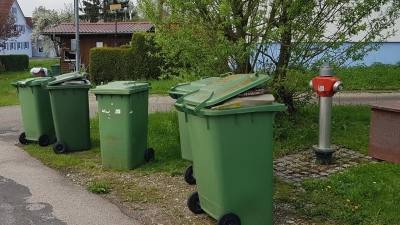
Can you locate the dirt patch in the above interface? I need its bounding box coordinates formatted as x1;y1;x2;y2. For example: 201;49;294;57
61;168;322;225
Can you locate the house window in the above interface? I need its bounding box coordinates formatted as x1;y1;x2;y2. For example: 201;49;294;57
24;42;29;49
64;50;76;61
11;7;17;15
17;42;22;49
10;42;15;50
96;42;103;48
39;47;43;52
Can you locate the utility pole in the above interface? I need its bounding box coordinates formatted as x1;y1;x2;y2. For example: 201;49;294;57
74;0;80;72
110;4;122;47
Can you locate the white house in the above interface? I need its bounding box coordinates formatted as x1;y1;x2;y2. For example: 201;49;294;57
1;0;45;57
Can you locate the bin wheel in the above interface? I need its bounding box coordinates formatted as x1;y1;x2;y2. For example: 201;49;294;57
184;165;196;185
38;134;50;147
187;192;204;214
145;148;155;162
19;132;29;145
53;141;68;154
218;212;241;225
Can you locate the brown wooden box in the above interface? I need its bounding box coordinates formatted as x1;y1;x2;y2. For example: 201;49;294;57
33;69;45;77
368;101;400;164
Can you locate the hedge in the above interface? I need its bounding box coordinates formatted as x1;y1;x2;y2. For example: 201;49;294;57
0;55;29;72
89;32;164;84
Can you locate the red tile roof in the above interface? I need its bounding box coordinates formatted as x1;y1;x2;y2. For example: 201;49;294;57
0;0;14;14
25;17;33;28
43;22;154;35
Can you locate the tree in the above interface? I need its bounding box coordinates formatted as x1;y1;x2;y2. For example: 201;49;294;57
30;4;74;57
80;0;102;22
0;10;21;50
138;0;400;112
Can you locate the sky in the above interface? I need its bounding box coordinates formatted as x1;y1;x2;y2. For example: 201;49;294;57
17;0;68;17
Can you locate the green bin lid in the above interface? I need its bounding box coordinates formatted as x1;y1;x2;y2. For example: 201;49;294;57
168;77;221;99
44;72;91;90
45;72;87;86
90;81;152;95
11;77;53;88
181;73;270;107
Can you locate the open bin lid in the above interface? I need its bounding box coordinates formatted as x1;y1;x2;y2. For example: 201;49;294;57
180;73;270;106
12;77;52;88
43;72;91;90
90;81;151;95
168;77;221;99
174;73;279;116
46;72;87;86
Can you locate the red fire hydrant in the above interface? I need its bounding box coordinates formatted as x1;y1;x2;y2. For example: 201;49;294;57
309;62;343;163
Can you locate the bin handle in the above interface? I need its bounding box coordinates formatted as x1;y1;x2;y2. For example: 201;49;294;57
122;81;151;87
250;72;260;81
220;72;233;78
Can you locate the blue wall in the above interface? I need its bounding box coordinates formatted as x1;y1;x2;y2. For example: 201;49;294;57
253;42;400;71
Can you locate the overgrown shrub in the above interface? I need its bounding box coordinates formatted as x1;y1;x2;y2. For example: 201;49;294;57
0;55;29;72
89;32;164;84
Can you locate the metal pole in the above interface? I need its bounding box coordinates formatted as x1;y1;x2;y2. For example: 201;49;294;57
318;97;332;149
115;12;117;46
74;0;80;72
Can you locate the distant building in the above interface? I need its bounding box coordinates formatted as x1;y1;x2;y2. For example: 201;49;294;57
0;0;55;58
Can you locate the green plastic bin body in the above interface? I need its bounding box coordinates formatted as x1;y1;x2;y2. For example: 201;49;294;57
12;77;56;144
90;81;151;170
45;72;91;151
168;77;220;161
190;104;285;224
51;65;61;75
174;73;287;224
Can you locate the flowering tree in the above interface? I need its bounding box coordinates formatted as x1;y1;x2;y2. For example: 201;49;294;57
30;4;74;57
0;10;21;50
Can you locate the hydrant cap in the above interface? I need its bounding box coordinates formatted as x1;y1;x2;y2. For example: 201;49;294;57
320;62;334;77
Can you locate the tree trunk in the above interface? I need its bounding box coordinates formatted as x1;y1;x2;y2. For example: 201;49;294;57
274;5;295;112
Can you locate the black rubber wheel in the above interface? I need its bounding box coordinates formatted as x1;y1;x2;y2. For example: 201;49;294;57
19;132;28;145
144;148;155;162
53;141;68;154
187;192;204;214
218;212;241;225
38;134;50;147
184;165;196;185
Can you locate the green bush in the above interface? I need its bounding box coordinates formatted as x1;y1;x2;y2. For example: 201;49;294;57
0;55;29;72
89;32;164;83
131;32;163;80
89;48;136;83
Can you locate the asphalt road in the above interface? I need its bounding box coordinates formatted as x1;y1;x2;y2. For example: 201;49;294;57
0;92;399;225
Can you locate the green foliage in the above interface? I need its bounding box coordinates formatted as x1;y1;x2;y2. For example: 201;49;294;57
131;32;163;80
138;0;400;110
87;182;110;194
89;47;135;83
89;32;163;83
0;55;29;72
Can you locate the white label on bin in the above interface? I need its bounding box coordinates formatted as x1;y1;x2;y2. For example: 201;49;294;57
130;110;133;114
115;109;121;114
102;109;110;114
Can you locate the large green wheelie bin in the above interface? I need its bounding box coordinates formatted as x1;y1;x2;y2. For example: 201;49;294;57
90;81;153;170
43;72;91;153
12;77;56;146
174;73;287;225
168;76;221;184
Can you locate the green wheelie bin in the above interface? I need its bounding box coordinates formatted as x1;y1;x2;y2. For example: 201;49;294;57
174;73;287;225
43;72;91;153
90;81;153;170
12;77;56;146
168;76;221;184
